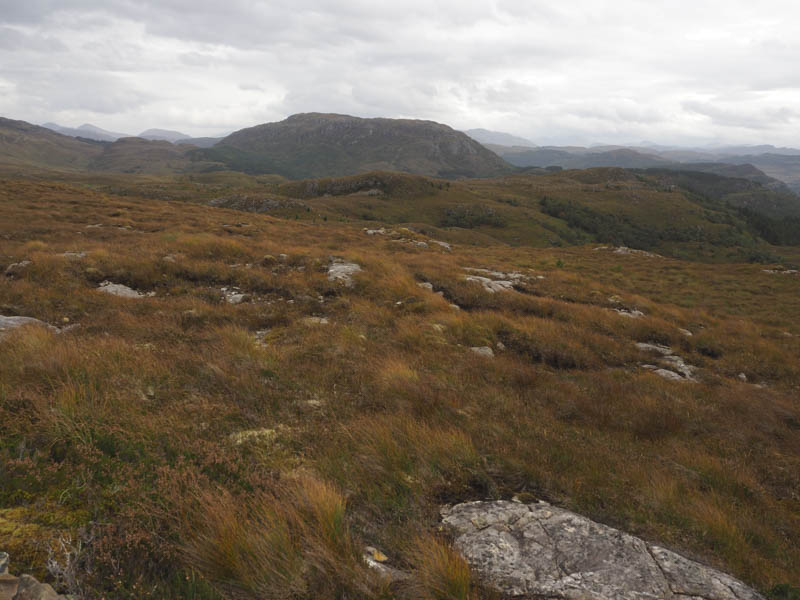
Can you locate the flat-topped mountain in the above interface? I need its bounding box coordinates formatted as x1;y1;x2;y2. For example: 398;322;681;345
204;113;512;179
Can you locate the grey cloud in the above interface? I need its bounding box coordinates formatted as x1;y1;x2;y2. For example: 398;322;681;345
0;27;67;51
682;100;798;130
1;0;800;144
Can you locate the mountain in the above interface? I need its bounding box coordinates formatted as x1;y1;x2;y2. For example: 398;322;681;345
86;137;198;174
201;113;512;179
176;136;224;148
41;122;131;142
0;117;225;175
494;146;673;169
138;128;191;142
464;128;536;147
0;117;103;169
712;153;800;195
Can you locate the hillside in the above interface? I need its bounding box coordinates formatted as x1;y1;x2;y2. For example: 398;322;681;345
200;113;513;179
0;173;798;599
86;137;198;175
0;117;103;169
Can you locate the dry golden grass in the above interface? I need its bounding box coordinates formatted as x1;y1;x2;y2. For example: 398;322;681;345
0;176;798;598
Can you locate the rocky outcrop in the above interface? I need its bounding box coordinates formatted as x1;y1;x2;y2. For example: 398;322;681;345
441;500;763;600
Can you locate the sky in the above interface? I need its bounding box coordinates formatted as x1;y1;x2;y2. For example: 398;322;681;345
1;0;799;146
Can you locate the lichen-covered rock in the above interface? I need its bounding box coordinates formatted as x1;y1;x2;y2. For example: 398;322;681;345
328;259;362;287
441;500;763;600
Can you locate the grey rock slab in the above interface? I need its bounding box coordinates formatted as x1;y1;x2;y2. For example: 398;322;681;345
328;259;362;287
614;308;645;318
470;346;495;358
97;281;153;298
442;501;763;600
636;343;674;355
0;316;57;339
649;546;763;600
0;553;7;575
466;275;514;293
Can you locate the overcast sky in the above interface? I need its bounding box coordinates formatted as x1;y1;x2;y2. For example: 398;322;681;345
1;0;799;146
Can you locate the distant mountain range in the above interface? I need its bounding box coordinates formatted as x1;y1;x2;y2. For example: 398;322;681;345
42;122;131;142
481;138;800;194
464;128;536;147
41;122;222;147
3;113;800;217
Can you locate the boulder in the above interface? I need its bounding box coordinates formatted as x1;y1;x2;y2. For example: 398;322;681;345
442;500;764;600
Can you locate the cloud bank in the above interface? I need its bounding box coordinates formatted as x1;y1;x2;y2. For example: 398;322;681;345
1;0;799;145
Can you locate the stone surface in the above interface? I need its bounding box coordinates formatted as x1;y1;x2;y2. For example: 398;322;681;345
442;500;764;600
0;575;19;600
97;281;153;298
470;346;495;358
637;343;697;382
301;316;329;326
613;308;645;318
0;316;57;339
10;575;62;600
464;267;529;293
417;282;434;291
0;553;7;575
466;275;515;293
4;261;31;277
328;259;362;287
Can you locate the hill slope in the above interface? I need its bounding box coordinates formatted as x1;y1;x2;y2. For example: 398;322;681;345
201;113;513;179
0;174;798;598
0;117;104;169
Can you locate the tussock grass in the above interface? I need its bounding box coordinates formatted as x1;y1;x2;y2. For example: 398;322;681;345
0;176;798;597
